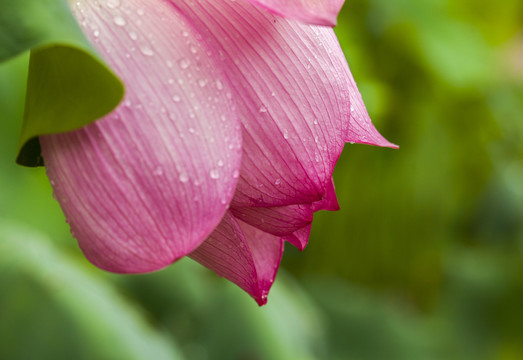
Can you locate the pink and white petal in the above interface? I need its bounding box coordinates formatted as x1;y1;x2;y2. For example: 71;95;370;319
176;0;394;209
245;0;345;26
189;212;284;305
40;0;242;273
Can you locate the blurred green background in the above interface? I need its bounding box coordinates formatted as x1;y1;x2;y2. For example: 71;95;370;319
1;0;523;359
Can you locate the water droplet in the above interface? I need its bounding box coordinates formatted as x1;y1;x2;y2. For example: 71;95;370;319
172;95;181;102
106;0;120;8
93;29;100;37
350;105;355;113
313;118;318;125
210;169;219;179
271;91;276;97
179;58;191;69
216;79;224;90
140;45;154;56
189;44;198;54
258;105;267;113
181;30;189;37
220;115;226;122
217;160;224;167
275;178;281;185
136;8;144;16
179;173;189;183
188;127;195;134
114;16;126;26
283;129;289;139
153;166;164;176
198;79;207;87
232;170;240;178
166;60;173;68
129;31;138;40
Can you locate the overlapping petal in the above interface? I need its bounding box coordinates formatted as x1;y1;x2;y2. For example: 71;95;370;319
36;0;397;305
175;0;396;211
40;0;242;272
189;212;284;305
245;0;345;26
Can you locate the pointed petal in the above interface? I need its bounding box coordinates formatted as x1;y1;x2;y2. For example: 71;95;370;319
283;224;312;251
230;204;313;236
312;177;340;211
245;0;345;26
190;212;284;305
40;0;242;273
176;0;395;210
345;73;399;148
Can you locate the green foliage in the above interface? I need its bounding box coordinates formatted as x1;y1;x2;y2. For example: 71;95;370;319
0;0;124;167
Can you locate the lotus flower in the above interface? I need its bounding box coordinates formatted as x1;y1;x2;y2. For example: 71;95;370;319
40;0;396;305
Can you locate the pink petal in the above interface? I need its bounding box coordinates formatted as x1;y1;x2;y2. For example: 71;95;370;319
231;203;313;236
189;212;284;305
312;177;340;211
176;0;395;210
244;0;345;26
40;0;242;272
283;224;312;251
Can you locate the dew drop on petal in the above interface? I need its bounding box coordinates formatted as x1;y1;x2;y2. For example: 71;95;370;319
179;172;189;183
283;129;289;139
153;166;164;176
106;0;120;8
210;169;219;179
179;58;191;69
172;95;181;102
232;170;240;179
140;45;154;56
114;16;126;26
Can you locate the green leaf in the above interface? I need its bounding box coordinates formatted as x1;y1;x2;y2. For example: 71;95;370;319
0;220;184;360
0;0;124;167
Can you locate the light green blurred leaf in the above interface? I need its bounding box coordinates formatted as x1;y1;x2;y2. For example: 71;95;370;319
0;220;183;360
0;0;124;167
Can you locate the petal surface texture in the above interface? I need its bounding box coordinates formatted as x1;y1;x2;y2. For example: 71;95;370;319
245;0;345;26
40;0;242;273
189;212;284;306
176;0;395;211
